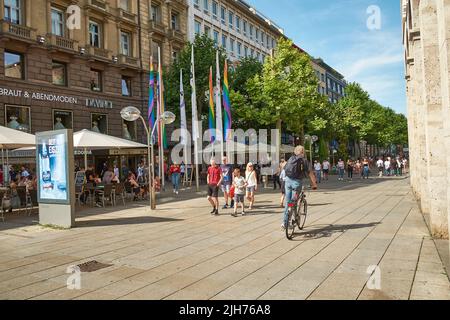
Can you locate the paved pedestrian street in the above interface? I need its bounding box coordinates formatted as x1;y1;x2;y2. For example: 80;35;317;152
0;177;449;300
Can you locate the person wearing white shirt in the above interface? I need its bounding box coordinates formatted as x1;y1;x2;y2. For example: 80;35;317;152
384;158;391;176
377;158;384;177
314;160;322;183
322;159;330;181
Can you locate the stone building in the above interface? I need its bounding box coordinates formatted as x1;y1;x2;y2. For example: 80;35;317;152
402;0;450;240
0;0;188;169
186;0;285;64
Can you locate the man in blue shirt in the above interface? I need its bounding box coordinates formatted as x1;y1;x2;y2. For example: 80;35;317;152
220;157;233;209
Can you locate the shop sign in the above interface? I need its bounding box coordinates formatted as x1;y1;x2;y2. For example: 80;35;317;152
85;98;113;109
0;88;78;104
109;148;147;156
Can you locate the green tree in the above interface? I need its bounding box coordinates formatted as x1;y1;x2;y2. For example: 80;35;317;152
164;35;227;127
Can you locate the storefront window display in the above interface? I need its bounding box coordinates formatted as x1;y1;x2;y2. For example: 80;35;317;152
53;110;73;130
91;113;107;134
122;120;136;140
5;105;31;132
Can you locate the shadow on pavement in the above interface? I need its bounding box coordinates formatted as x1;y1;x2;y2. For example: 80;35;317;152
75;216;183;228
293;222;381;240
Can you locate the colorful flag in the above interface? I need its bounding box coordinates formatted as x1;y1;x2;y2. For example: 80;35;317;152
190;45;199;142
159;66;168;149
209;67;216;143
180;69;188;146
148;56;156;142
215;51;223;144
223;60;232;141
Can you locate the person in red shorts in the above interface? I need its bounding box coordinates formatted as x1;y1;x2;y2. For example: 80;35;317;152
207;158;223;215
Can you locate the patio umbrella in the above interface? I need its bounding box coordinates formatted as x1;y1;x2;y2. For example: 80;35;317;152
73;129;148;169
0;125;36;184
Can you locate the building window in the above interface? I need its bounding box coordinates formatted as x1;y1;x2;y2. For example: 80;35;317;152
204;25;211;37
89;21;101;48
91;114;108;134
261;32;265;44
250;49;254;57
203;0;209;13
5;105;30;132
220;6;226;24
172;50;179;62
4;50;23;79
237;42;242;57
121;76;132;96
120;31;131;56
51;7;64;37
152;41;161;63
151;4;161;22
53;110;73;130
230;38;235;54
4;0;22;25
52;61;67;86
119;0;130;11
255;29;259;43
321;73;325;82
90;69;102;92
193;0;199;9
194;20;201;35
229;11;234;29
212;1;218;18
244;46;248;57
272;38;275;48
236;16;240;32
249;24;253;40
213;30;219;46
222;35;227;49
171;12;179;30
122;120;137;140
243;20;247;36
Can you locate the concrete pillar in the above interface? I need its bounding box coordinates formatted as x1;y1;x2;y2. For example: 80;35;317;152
436;0;450;240
419;0;448;238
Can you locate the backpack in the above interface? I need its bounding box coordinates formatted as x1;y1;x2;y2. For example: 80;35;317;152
284;156;307;180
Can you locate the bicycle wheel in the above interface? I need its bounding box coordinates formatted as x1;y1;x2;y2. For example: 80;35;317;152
286;207;296;240
297;198;308;230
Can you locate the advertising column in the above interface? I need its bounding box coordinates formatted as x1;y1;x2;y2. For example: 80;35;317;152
36;129;75;228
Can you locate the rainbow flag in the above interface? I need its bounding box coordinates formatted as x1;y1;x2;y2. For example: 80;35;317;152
158;64;168;149
223;60;232;141
148;57;156;142
209;67;216;143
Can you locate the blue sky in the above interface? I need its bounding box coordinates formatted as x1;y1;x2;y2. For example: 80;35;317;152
248;0;406;114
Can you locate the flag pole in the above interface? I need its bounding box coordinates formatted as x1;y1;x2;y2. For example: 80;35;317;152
191;45;200;192
158;46;165;191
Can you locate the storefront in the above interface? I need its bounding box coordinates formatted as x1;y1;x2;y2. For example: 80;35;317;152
0;83;143;141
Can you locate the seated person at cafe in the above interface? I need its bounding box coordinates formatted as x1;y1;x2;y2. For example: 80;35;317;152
127;172;144;201
102;167;114;184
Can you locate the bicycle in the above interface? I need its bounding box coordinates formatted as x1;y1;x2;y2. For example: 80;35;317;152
285;186;308;240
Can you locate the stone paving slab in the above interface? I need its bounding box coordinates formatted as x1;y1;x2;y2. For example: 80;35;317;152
0;177;449;300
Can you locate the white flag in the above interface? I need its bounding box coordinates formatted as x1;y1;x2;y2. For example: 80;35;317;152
180;69;188;146
190;45;199;141
215;50;223;144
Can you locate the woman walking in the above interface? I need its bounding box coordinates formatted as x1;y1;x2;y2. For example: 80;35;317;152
347;158;354;181
279;159;287;207
245;163;258;211
362;158;370;179
314;160;322;184
337;159;345;181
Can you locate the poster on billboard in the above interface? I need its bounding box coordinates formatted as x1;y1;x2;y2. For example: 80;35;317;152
36;130;71;205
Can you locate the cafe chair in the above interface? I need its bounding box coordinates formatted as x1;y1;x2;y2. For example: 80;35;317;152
16;186;29;215
97;184;114;207
27;189;38;216
113;183;126;206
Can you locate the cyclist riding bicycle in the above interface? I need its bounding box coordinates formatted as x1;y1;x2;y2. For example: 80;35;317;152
282;145;318;230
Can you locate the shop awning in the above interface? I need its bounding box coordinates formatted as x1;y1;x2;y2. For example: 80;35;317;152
0;125;36;149
73;129;147;149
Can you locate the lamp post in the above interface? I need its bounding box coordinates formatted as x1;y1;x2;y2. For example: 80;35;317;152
120;106;176;210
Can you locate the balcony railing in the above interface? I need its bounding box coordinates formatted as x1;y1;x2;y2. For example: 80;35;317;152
0;20;36;41
88;0;109;12
118;54;139;68
47;34;78;51
149;19;166;35
168;29;185;42
119;9;138;24
86;45;111;60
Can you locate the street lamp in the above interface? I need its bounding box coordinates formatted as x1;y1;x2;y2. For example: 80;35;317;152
120;106;176;210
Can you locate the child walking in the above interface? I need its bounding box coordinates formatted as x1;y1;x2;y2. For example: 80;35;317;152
232;168;247;217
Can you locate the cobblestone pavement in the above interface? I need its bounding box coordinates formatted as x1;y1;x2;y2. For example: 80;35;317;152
0;176;449;300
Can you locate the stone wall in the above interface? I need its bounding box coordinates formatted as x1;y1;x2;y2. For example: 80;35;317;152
402;0;450;239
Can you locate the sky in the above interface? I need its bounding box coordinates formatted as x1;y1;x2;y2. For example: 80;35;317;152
248;0;406;114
